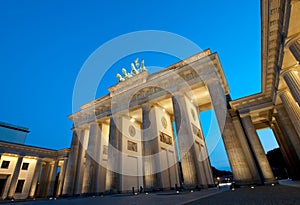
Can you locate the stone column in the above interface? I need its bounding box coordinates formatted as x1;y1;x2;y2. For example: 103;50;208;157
62;130;81;195
278;89;300;137
204;78;255;184
271;119;300;179
37;163;51;197
82;122;101;194
56;158;68;196
197;113;215;185
289;39;300;62
47;160;59;197
241;115;275;182
282;69;300;105
74;128;89;195
7;156;23;199
276;105;300;160
28;159;42;198
172;95;201;187
231;112;262;183
106;116;123;193
94;123;106;193
142;104;162;191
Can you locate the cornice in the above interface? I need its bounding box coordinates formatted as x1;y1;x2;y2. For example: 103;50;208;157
70;50;229;126
0;141;70;159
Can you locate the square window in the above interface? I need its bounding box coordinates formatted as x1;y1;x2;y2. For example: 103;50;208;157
1;161;10;169
15;180;25;193
21;163;29;170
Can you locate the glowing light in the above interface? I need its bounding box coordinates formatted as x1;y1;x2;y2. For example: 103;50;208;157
162;108;166;112
130;118;135;122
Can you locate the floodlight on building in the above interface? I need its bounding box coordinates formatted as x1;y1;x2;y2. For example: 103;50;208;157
130;118;135;123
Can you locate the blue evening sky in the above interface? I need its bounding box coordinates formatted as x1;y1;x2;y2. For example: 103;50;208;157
0;0;278;170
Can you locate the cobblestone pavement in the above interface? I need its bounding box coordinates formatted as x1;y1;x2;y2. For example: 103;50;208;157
185;185;300;205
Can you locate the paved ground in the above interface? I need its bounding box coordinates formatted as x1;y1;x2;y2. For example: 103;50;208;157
1;188;227;205
1;183;300;205
186;185;300;205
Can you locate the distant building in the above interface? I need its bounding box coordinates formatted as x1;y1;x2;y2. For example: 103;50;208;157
0;121;29;144
0;122;69;200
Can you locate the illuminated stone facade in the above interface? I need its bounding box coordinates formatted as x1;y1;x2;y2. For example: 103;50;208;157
0;141;69;200
1;0;300;200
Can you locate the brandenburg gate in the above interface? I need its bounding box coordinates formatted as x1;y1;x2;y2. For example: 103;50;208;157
61;48;277;195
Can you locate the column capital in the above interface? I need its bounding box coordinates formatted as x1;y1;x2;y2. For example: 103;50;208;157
276;88;289;96
280;64;299;77
285;32;300;48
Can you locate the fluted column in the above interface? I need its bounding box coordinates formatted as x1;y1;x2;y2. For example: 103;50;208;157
172;94;200;187
142;104;162;191
94;123;106;193
278;90;300;137
231;113;262;183
7;156;24;199
289;39;300;62
282;69;300;105
241;115;275;182
82;122;100;194
106;116;123;193
47;160;59;197
28;159;42;198
37;163;51;197
276;105;300;159
196;116;214;185
74;128;89;195
56;158;68;196
62;130;81;195
271;119;300;179
205;78;255;184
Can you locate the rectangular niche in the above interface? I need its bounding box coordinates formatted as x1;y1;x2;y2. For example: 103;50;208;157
127;140;138;152
160;132;172;145
191;123;203;140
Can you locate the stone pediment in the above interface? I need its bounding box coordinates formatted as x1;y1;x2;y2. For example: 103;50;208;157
108;71;149;97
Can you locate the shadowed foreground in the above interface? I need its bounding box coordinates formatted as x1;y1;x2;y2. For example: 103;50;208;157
1;185;299;205
185;185;300;205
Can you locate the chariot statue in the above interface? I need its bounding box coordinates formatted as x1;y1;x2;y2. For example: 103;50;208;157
116;73;125;82
122;68;132;79
140;59;147;72
131;63;139;75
